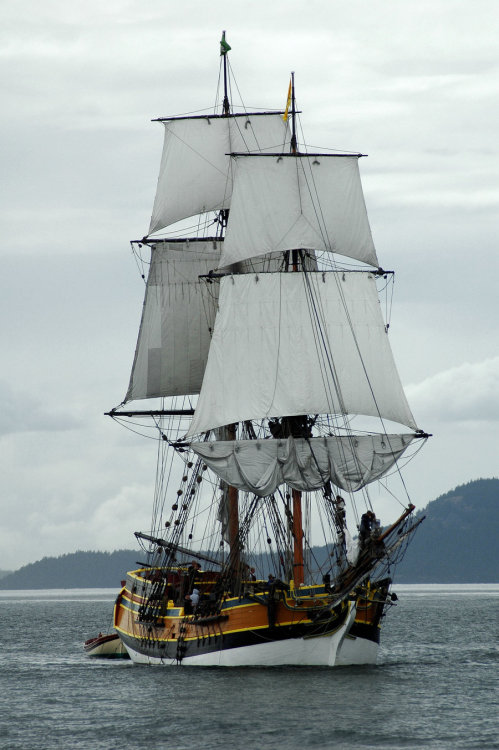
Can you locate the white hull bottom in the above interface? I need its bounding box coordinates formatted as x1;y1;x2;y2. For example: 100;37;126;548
123;606;375;667
334;633;379;666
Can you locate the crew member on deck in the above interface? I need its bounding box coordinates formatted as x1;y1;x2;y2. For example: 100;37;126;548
359;510;376;548
187;561;201;587
184;588;200;614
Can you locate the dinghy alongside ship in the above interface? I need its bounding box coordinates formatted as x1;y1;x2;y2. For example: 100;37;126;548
108;33;428;666
84;632;129;659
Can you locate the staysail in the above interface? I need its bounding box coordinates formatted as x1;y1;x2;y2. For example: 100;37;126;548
149;114;290;235
125;240;222;402
218;153;378;268
190;434;416;495
186;271;417;436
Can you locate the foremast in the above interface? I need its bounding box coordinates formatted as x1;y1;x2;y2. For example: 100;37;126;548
220;30;231;116
217;30;231;237
112;32;290;413
109;33;292;584
218;33;241;586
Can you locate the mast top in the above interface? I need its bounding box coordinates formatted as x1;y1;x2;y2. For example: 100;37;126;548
220;30;231;56
220;31;231;116
290;71;297;154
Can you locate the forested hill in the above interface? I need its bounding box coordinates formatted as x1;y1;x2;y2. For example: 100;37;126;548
394;477;498;583
0;478;497;588
0;550;138;590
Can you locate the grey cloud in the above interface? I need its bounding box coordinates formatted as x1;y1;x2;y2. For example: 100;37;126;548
407;358;499;423
0;381;81;435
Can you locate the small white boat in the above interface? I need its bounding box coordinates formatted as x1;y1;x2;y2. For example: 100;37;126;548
84;632;129;659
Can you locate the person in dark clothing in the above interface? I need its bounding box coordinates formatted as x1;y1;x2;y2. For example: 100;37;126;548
187;561;201;587
334;495;346;526
359;510;376;547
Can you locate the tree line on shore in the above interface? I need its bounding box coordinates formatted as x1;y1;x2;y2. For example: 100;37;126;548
1;478;497;589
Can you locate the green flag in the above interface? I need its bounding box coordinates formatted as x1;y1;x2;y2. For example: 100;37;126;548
220;31;231;55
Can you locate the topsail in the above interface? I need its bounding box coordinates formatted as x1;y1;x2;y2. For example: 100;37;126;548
219;153;378;268
125;240;222;402
149;114;290;235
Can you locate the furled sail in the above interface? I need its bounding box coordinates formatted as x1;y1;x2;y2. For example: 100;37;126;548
218;153;379;268
190;434;416;494
125;240;221;402
149;113;290;235
186;271;417;436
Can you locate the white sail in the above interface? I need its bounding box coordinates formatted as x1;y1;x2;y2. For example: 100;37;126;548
186;271;417;436
218;154;379;268
125;240;221;402
149;113;289;235
191;434;416;495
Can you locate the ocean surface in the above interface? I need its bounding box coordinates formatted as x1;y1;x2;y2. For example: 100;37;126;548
0;584;497;750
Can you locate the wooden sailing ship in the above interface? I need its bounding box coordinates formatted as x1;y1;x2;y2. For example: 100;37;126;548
110;33;428;666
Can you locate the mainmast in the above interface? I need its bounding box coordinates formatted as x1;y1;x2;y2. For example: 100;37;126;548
290;75;304;587
227;422;241;587
290;71;297;154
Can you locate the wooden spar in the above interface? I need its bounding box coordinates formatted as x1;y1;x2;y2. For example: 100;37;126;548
106;409;194;417
227;423;240;580
134;531;222;566
378;503;416;542
292;488;304;587
290;246;305;586
228;484;240;572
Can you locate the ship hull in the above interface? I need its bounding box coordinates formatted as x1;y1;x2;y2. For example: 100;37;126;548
334;580;389;665
123;611;354;666
334;632;379;665
114;569;389;667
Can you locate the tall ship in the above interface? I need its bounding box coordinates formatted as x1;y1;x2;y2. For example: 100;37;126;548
110;34;428;666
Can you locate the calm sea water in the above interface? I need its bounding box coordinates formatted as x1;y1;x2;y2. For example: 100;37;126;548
0;585;497;750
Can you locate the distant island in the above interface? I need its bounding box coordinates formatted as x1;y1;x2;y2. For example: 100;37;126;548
393;477;498;583
0;549;139;590
0;478;497;589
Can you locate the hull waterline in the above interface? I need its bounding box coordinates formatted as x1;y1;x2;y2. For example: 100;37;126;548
121;603;356;667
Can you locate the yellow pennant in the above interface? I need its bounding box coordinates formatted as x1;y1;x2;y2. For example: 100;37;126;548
283;79;292;121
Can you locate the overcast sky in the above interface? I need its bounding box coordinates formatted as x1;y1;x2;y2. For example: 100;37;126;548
1;0;498;570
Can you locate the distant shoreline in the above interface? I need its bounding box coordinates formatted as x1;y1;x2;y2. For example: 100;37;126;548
1;583;498;596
